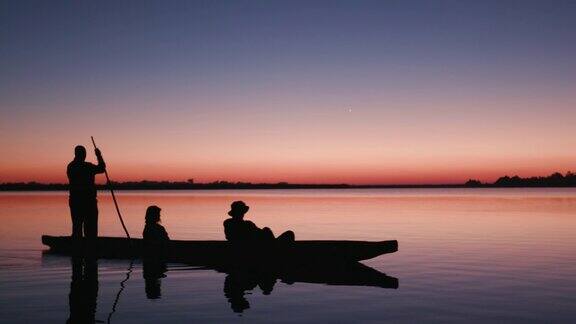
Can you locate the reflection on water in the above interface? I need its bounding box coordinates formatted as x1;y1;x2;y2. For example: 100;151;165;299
57;253;398;318
67;256;135;324
224;267;278;313
143;259;167;299
107;259;135;323
1;189;576;322
68;257;98;324
220;262;398;313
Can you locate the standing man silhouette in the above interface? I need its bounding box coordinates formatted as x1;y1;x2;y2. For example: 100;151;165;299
67;145;106;239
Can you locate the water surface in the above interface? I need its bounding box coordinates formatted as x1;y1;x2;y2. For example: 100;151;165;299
1;188;575;323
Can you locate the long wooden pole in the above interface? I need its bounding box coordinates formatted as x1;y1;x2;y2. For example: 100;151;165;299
91;136;131;239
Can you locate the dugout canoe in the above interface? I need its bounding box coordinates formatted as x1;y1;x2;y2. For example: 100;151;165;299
41;235;398;265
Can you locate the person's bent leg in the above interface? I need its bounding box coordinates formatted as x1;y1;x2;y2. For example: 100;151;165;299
261;227;275;241
276;230;295;244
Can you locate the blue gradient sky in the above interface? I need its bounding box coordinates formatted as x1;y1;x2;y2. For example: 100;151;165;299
1;1;575;184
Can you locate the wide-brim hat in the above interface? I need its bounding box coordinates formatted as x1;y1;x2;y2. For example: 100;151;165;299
228;200;249;216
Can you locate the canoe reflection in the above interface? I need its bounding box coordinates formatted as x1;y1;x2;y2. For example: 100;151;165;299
46;253;397;318
218;262;399;313
139;259;398;313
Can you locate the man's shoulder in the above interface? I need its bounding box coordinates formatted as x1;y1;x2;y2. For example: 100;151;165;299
68;161;96;168
67;161;80;175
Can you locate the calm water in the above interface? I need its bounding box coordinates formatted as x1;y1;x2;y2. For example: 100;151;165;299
1;188;575;323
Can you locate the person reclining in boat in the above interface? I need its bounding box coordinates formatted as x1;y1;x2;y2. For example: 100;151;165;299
143;205;169;244
224;201;294;246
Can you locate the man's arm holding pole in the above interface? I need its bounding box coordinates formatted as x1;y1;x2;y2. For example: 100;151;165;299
94;148;106;173
91;136;131;239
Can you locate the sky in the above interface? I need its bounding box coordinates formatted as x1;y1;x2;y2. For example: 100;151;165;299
1;0;575;184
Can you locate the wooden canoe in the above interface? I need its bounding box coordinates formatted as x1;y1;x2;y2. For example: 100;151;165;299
42;235;398;265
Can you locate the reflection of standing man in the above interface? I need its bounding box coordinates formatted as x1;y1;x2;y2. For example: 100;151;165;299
67;145;105;238
68;256;98;324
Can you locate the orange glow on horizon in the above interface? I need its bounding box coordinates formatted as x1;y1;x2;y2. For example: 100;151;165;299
1;89;575;185
1;157;574;185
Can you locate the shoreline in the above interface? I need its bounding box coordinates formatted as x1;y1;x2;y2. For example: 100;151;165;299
1;184;575;192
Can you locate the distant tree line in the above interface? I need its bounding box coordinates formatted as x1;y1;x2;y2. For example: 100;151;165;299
494;171;576;187
465;171;576;187
0;180;352;191
1;172;574;191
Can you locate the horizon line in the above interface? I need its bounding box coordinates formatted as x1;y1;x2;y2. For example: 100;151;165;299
2;171;575;190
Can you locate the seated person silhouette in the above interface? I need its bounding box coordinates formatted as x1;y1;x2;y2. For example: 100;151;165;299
143;206;169;253
224;201;295;247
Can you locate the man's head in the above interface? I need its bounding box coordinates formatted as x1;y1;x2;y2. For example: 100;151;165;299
74;145;86;161
228;201;249;219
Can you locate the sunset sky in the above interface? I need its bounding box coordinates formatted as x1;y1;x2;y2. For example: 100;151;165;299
1;1;575;184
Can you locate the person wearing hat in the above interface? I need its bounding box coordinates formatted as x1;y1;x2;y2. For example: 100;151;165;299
143;205;169;243
224;201;295;246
